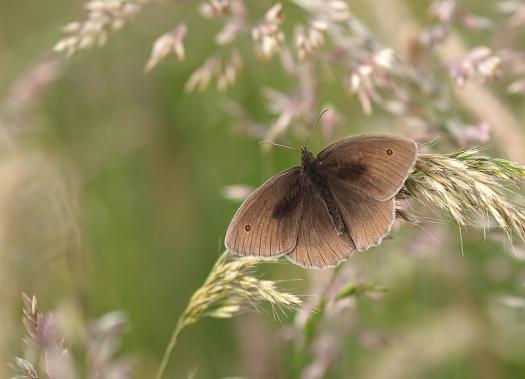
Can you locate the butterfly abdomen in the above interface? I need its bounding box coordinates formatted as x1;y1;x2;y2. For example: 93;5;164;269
302;161;346;236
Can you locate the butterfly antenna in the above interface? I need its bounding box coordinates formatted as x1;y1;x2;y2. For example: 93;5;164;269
259;140;299;152
304;109;329;148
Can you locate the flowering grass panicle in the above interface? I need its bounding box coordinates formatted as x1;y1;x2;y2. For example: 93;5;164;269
55;0;517;147
54;0;148;57
403;150;525;241
155;250;302;379
10;294;75;379
9;295;133;379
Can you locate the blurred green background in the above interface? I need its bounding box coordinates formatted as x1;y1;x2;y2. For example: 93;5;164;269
1;1;525;378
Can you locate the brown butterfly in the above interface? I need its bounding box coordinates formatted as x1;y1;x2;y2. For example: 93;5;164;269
225;133;417;269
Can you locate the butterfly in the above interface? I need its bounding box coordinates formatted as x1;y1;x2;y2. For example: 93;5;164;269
225;133;417;269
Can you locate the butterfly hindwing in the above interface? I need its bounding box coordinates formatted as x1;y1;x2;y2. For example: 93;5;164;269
225;167;303;257
327;177;396;251
286;181;354;268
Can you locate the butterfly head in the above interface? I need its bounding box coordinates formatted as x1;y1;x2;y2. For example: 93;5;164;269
300;146;315;167
300;109;328;168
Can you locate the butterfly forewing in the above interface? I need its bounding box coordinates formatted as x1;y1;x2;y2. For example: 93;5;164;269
225;167;303;257
287;182;354;268
318;134;417;201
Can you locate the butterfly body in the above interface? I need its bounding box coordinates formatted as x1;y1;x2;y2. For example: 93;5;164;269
298;146;347;236
225;133;417;269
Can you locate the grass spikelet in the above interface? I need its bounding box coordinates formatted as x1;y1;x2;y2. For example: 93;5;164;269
10;295;133;379
21;293;48;349
155;250;301;379
403;149;525;241
9;356;38;379
54;0;148;57
144;24;187;72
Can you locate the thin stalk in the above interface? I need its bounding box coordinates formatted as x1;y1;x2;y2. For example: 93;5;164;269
154;253;227;379
155;317;187;379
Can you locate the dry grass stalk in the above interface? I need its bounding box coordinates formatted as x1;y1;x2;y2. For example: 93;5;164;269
403;149;525;241
155;250;301;379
